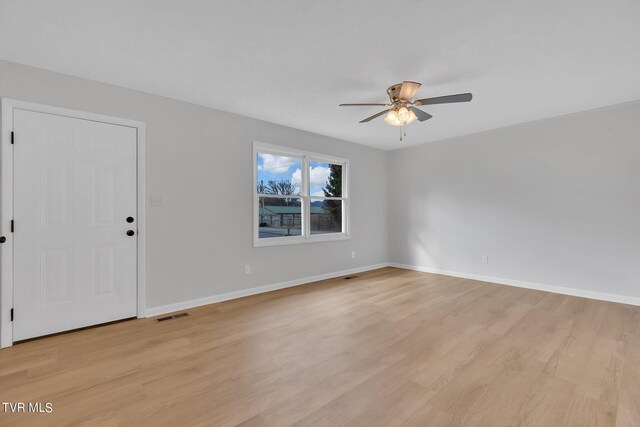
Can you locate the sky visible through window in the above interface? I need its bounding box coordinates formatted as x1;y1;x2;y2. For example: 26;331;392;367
256;153;333;198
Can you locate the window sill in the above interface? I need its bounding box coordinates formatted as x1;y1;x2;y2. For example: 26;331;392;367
253;233;350;247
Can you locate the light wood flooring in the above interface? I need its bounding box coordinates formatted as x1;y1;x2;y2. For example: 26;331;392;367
1;267;639;426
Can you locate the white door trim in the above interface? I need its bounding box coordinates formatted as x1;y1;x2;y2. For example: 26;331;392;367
0;98;146;348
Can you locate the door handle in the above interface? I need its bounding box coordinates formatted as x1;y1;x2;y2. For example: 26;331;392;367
126;216;134;223
126;230;135;236
0;236;6;244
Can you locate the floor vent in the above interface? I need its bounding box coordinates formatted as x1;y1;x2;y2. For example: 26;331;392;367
343;275;359;280
156;312;190;322
172;312;190;319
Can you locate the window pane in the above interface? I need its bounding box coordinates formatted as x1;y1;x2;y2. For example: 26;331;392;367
309;161;342;198
310;199;343;235
258;197;302;238
256;152;302;196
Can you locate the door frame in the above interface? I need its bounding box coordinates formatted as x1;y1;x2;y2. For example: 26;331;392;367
0;98;146;348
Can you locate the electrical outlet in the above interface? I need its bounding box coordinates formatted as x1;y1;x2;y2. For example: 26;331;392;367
244;265;251;275
351;251;356;259
481;255;489;264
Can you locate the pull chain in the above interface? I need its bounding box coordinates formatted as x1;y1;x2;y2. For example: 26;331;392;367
399;125;407;141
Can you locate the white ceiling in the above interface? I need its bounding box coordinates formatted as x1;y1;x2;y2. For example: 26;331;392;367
1;0;639;150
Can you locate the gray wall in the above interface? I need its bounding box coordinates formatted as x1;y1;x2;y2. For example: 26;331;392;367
389;101;640;298
0;60;388;309
2;58;638;312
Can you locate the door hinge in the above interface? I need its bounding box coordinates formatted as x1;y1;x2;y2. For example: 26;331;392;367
11;131;14;145
10;308;13;322
10;220;14;233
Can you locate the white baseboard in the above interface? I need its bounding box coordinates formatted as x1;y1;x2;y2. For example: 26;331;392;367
145;261;640;317
144;263;390;317
389;263;640;307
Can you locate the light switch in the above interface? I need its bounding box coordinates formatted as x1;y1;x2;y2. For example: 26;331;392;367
151;194;165;207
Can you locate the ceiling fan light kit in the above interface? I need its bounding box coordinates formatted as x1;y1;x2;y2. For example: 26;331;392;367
340;81;473;141
383;107;417;126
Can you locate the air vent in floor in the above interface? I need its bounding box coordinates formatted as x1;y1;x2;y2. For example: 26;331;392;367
155;312;190;322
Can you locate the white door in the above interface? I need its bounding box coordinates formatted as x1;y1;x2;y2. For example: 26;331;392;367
13;109;138;341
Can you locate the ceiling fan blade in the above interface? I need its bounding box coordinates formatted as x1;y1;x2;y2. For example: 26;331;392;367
414;93;473;106
409;107;433;122
399;81;421;101
339;103;389;107
359;109;389;123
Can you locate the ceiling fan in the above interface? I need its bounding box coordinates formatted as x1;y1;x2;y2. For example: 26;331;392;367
339;81;472;141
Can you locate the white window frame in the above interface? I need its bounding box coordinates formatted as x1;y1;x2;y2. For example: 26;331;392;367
253;141;350;247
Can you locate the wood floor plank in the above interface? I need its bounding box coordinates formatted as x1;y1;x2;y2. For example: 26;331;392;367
1;267;639;426
616;334;640;426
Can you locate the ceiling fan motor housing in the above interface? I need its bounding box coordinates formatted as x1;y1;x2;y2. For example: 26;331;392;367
387;83;405;103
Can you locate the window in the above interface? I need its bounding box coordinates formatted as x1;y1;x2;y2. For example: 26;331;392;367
254;142;349;246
